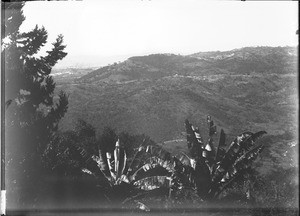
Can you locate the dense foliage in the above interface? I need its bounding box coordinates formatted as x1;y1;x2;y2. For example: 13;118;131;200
2;2;68;207
42;121;159;207
43;119;96;177
64;116;267;210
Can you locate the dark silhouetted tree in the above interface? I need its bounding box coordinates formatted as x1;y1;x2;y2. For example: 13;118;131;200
2;2;68;207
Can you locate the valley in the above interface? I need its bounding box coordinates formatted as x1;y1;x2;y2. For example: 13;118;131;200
53;46;298;176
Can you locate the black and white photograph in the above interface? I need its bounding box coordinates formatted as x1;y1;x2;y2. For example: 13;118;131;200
1;0;298;215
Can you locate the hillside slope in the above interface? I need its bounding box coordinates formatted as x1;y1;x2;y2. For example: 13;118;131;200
55;46;298;175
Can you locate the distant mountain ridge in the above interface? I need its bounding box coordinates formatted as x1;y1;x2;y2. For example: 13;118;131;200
189;46;297;74
190;46;297;59
77;46;297;84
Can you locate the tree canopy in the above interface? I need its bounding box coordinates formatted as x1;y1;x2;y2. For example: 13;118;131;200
2;2;68;207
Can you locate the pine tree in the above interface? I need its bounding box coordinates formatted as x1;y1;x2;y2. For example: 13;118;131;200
2;2;68;207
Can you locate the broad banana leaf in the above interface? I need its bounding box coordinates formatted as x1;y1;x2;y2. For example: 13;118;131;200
205;138;215;166
130;155;175;181
96;148;111;178
194;158;212;199
106;152;116;181
177;152;193;167
215;129;226;163
204;116;217;166
126;144;168;177
184;120;213;197
233;143;265;173
135;201;150;212
144;145;173;162
73;146;104;178
114;139;127;181
171;157;197;190
133;176;171;191
212;131;266;184
210;131;266;198
123;138;149;175
131;165;171;182
207;116;217;137
133;146;197;188
227;131;266;163
185;120;203;158
213;143;265;197
185;120;214;167
126;146;148;176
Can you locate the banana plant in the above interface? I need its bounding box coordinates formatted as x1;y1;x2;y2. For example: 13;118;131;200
73;116;266;207
75;138;174;207
171;116;267;201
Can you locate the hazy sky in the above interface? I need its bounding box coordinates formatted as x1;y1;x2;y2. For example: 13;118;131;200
20;0;298;68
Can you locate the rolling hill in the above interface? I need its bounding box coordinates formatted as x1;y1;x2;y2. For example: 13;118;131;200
54;46;298;176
